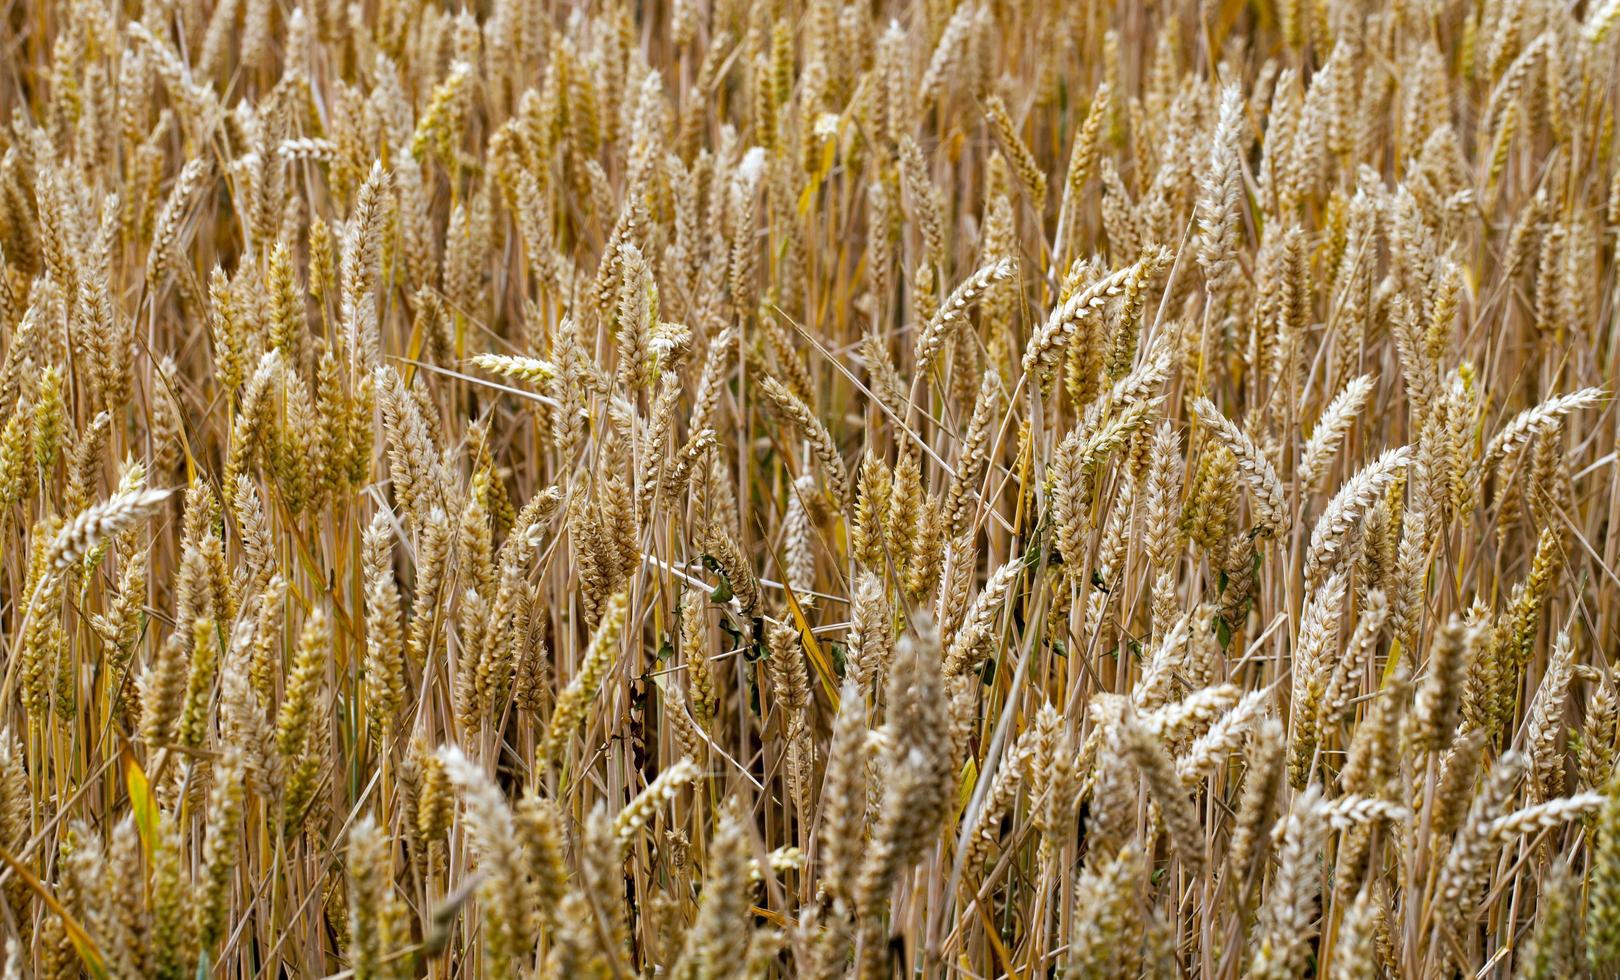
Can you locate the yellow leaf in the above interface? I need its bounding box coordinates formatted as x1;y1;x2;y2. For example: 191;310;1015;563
954;756;978;823
124;748;158;861
782;579;840;711
402;311;429;385
1383;639;1404;686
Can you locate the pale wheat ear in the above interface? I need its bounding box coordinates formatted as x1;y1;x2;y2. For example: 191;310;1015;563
1298;373;1376;493
1119;705;1206;873
1304;446;1412;587
436;744;535;974
912;258;1013;382
756;374;850;508
1249;784;1328;979
48;487;169;570
1188;396;1288;537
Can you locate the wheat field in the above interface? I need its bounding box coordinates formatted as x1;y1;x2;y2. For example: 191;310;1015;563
0;0;1617;975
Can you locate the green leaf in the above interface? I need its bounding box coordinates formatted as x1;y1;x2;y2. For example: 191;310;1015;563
700;555;735;603
828;642;848;677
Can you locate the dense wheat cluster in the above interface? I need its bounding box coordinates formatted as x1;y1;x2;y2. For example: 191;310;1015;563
0;0;1618;975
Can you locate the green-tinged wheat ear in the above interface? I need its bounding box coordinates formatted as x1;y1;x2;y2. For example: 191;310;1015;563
151;809;195;980
543;590;629;764
196;747;246;951
1589;780;1620;974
